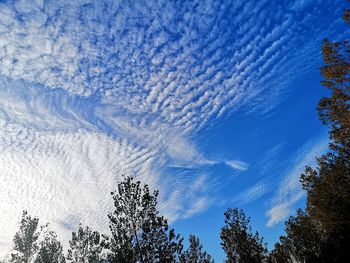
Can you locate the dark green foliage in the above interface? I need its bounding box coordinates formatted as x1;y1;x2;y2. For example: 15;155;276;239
280;209;326;262
270;208;346;263
179;235;213;263
10;211;40;263
66;225;106;263
268;237;293;263
107;175;183;263
318;37;350;157
220;208;267;263
301;162;350;236
272;5;350;262
303;32;350;234
296;5;350;261
35;226;65;263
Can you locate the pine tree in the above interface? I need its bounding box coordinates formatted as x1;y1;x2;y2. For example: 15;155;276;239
305;1;350;233
179;235;213;263
298;4;350;260
271;4;350;262
282;209;327;262
220;208;268;263
301;36;350;234
107;175;183;263
268;237;293;263
10;211;40;263
66;225;106;263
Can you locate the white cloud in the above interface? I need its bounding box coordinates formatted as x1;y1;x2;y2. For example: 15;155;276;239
288;0;319;11
225;160;249;172
0;0;345;257
0;78;215;257
0;124;156;252
266;135;328;226
235;181;270;204
0;0;335;133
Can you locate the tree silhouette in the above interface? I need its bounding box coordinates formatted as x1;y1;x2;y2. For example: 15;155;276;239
298;4;350;260
268;237;293;263
35;225;65;263
107;175;183;263
272;4;350;262
220;208;267;263
10;211;40;263
179;235;213;263
66;225;106;263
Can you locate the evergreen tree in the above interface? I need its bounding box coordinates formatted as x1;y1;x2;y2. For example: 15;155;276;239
66;225;105;263
298;4;350;260
35;225;65;263
107;175;183;263
10;211;40;263
179;235;213;263
268;237;293;263
272;4;350;262
282;209;327;262
302;36;350;234
315;3;350;232
220;208;268;263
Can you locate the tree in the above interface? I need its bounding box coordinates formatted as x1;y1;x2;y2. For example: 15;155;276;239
281;209;328;262
268;237;293;263
220;208;268;263
270;4;350;262
10;211;40;263
107;175;183;263
298;4;350;260
66;225;105;263
35;225;65;263
179;235;213;263
303;1;350;233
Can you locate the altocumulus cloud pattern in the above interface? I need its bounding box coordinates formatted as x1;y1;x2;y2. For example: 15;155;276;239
0;0;345;255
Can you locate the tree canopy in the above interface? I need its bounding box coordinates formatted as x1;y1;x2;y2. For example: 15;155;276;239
10;211;40;263
66;225;105;263
35;226;65;263
107;175;183;263
220;208;268;263
270;4;350;262
179;235;213;263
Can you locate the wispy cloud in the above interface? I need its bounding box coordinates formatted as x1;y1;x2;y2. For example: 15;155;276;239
266;134;328;226
0;76;228;256
220;143;285;208
234;181;270;205
225;160;249;172
0;0;345;257
0;0;339;132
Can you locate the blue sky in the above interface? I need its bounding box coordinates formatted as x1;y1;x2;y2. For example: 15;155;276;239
0;0;348;260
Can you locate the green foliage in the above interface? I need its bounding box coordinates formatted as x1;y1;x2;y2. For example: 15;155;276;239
107;175;183;263
319;38;350;155
10;211;40;263
8;212;64;263
220;208;268;263
268;237;293;263
179;235;213;263
297;5;350;261
272;5;350;262
281;209;325;262
35;225;65;263
303;31;350;234
67;225;106;263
